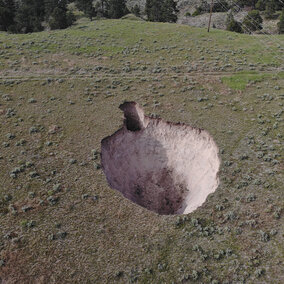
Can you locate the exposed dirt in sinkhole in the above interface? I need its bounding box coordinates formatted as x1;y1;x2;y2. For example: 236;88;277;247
101;102;220;215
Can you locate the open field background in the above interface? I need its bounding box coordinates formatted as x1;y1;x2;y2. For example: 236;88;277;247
0;18;284;283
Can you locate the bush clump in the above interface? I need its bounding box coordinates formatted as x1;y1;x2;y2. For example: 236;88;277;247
278;9;284;34
192;7;202;17
0;0;76;33
242;10;263;32
48;7;76;30
226;12;243;33
145;0;178;22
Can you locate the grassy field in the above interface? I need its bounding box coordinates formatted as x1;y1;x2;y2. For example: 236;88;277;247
0;18;283;283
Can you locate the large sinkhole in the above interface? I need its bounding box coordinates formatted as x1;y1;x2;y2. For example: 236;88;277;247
101;102;220;215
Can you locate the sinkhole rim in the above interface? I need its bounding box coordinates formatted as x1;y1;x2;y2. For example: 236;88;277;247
100;101;221;215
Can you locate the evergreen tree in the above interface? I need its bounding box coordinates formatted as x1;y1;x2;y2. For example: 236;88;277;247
255;0;266;11
199;0;210;13
226;12;243;33
106;0;129;19
265;0;276;19
44;0;58;18
48;0;75;30
75;0;96;20
146;0;178;23
213;0;229;12
162;0;178;22
0;0;16;31
233;0;257;8
242;10;263;32
226;11;234;26
14;0;45;33
146;0;163;21
49;7;67;29
274;0;284;11
278;9;284;33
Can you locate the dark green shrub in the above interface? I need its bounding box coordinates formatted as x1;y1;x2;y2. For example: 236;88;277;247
278;9;284;33
226;12;243;33
255;0;266;11
265;0;277;19
192;7;202;17
227;19;243;33
49;7;75;30
106;0;129;19
232;0;258;8
75;0;96;20
0;0;16;31
192;0;210;16
213;0;229;12
14;0;45;33
66;11;76;27
145;0;178;22
242;10;263;31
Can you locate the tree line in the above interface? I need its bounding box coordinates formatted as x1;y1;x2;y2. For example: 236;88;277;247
1;0;283;34
188;0;284;34
0;0;179;33
225;0;284;34
0;0;132;33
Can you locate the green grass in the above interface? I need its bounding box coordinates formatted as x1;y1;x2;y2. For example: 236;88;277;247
0;18;283;284
221;72;269;90
222;71;284;90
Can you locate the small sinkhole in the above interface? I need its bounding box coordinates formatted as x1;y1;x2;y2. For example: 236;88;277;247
101;102;220;215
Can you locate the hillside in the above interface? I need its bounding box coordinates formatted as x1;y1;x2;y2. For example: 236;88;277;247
126;0;282;33
0;18;284;283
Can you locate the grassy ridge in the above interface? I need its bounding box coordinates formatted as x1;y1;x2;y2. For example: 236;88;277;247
0;19;283;74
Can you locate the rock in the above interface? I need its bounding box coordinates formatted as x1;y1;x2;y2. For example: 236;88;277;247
48;125;61;134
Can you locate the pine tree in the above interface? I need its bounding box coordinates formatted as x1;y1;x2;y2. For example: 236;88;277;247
44;0;58;18
233;0;257;8
106;0;129;19
274;0;284;11
213;0;229;12
162;0;178;22
75;0;96;20
226;11;234;26
146;0;178;22
265;0;276;19
14;0;45;33
0;0;16;31
44;0;75;29
255;0;266;11
278;9;284;34
145;0;163;22
47;0;74;29
49;7;66;29
242;10;263;32
226;12;243;33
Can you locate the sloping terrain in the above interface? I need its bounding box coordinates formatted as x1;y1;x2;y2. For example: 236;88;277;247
0;18;284;283
178;11;249;30
127;0;281;33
